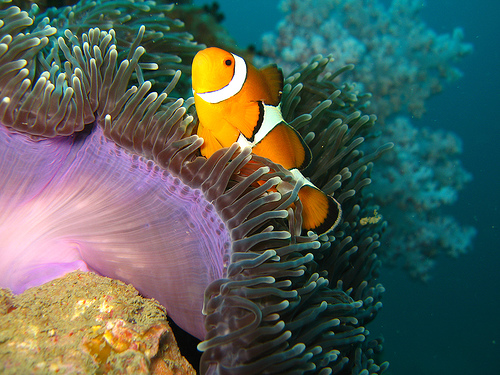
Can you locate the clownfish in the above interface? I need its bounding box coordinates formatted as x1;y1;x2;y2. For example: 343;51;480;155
192;47;341;235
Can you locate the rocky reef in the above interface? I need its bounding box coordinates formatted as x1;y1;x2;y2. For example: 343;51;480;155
0;271;195;374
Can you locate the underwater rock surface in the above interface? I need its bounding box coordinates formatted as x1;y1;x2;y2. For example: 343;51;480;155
0;271;195;375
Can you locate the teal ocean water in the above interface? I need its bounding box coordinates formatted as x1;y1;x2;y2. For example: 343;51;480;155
195;0;499;373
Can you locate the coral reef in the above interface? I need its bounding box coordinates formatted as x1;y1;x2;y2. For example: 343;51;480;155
258;0;475;281
367;117;476;281
0;271;195;375
260;0;473;122
0;1;389;373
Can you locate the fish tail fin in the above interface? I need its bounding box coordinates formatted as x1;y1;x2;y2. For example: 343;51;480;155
297;185;342;236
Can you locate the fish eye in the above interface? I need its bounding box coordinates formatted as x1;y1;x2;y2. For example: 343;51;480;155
224;59;232;66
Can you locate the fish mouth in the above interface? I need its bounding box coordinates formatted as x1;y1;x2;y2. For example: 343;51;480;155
192;52;215;93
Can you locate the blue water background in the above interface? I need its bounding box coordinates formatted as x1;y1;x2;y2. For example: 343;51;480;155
195;1;500;373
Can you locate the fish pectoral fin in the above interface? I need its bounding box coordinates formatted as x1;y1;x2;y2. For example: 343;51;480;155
298;185;342;236
260;64;284;106
237;100;264;140
198;121;225;159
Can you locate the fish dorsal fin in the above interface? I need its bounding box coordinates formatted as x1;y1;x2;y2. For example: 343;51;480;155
251;122;312;171
259;64;283;106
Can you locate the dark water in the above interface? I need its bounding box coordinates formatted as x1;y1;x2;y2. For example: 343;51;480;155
379;2;500;374
196;0;499;373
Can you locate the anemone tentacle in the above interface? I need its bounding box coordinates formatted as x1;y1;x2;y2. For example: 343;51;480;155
0;4;388;374
196;54;391;374
0;2;314;331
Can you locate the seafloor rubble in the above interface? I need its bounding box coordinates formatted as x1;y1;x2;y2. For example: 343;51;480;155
0;271;195;375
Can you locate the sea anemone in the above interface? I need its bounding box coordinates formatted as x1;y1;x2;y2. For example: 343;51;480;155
0;2;389;374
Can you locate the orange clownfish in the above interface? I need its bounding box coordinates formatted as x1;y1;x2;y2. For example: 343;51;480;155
192;47;341;235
